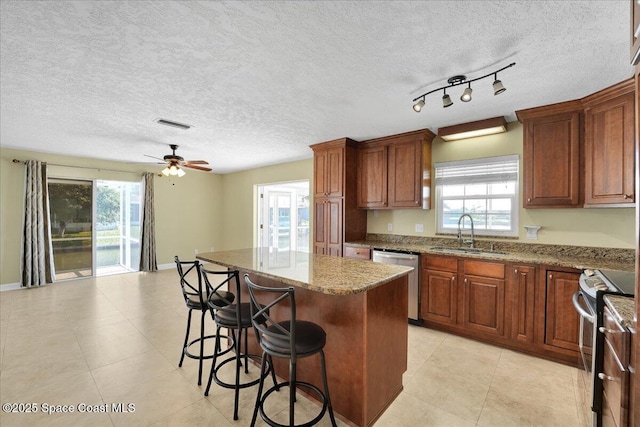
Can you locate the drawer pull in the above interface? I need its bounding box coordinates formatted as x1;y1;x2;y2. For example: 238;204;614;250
598;373;614;382
598;326;618;334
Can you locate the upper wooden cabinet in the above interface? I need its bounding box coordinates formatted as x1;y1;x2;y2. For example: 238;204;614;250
582;79;635;207
516;101;583;208
357;128;435;209
313;144;345;198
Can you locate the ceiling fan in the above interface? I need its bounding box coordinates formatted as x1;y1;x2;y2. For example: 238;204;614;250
145;144;211;177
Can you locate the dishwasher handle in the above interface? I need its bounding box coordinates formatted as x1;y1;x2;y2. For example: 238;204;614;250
373;252;418;262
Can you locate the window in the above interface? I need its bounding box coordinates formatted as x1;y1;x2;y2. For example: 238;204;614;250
435;155;519;237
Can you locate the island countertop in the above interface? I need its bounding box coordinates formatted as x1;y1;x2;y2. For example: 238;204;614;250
196;248;412;296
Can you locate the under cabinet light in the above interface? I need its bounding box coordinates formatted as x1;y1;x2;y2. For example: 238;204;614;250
438;116;507;141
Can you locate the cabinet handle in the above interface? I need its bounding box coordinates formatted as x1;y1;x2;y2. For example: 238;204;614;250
549;274;553;279
514;269;518;275
527;198;532;203
624;194;632;199
598;373;614;382
598;327;619;334
451;276;455;282
464;278;468;284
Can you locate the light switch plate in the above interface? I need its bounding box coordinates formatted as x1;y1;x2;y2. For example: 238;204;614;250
387;223;393;231
415;224;424;232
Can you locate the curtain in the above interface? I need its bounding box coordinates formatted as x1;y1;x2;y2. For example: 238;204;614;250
21;160;55;287
139;172;157;272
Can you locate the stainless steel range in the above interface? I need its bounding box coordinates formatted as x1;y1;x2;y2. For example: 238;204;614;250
574;269;635;427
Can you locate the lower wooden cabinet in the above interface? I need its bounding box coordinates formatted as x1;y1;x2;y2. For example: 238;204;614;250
420;254;581;365
462;259;506;336
507;264;536;343
343;245;371;260
313;198;342;256
543;270;580;353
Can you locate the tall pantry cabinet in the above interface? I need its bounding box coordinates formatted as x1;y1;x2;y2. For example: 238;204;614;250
310;138;367;256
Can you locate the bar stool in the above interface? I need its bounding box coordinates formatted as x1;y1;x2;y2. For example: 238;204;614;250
244;274;337;427
201;266;277;420
174;256;233;385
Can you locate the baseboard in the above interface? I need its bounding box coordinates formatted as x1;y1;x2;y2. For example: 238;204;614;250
157;263;174;270
0;282;22;292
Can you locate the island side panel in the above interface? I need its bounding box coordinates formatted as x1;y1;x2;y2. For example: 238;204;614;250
242;271;368;426
365;275;408;425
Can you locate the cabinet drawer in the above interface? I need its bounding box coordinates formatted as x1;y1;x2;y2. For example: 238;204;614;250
344;246;371;260
423;255;457;272
463;260;505;279
603;306;630;366
601;336;629;427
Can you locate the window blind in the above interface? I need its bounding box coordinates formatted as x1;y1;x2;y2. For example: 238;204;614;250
435;155;519;186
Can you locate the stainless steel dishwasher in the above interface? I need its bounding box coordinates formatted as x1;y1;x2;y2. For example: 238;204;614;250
372;249;422;325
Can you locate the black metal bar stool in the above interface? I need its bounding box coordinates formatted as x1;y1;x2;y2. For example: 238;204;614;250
174;256;234;385
201;266;277;420
244;274;337;427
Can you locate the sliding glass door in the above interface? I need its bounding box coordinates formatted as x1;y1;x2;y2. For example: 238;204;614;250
48;178;141;279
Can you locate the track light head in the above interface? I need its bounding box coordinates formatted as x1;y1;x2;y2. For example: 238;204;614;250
493;79;506;95
413;98;425;112
442;92;453;108
460;85;473;102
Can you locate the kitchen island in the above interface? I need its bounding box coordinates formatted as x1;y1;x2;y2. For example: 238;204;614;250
196;248;412;427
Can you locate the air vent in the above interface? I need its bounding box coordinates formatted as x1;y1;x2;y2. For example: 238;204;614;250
155;118;191;130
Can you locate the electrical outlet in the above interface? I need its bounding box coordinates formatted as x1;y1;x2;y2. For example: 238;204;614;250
387;223;393;232
194;249;198;255
210;246;214;252
373;210;378;217
415;224;424;232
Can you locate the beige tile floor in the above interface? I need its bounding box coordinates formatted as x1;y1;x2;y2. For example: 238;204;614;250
0;269;589;427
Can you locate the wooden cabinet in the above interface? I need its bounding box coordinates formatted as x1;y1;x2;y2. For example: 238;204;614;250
357;145;387;208
507;264;536;343
311;138;367;257
420;255;458;325
600;304;631;427
357;128;435;209
461;259;506;336
583;79;635;207
542;270;580;353
343;244;371;260
516;101;583;208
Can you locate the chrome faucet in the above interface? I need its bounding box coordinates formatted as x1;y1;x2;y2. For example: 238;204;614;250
457;214;475;249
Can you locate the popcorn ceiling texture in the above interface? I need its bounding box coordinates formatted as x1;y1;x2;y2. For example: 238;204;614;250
0;1;632;173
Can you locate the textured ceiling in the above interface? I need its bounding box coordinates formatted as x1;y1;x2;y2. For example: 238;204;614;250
0;1;633;174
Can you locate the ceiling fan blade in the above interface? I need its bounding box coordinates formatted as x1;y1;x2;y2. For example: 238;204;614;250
184;160;209;165
144;154;166;162
183;164;212;172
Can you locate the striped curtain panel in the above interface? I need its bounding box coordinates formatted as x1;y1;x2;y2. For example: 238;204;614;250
139;172;157;272
21;160;55;287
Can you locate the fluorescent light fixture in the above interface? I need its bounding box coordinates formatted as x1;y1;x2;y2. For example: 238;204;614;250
438;116;507;141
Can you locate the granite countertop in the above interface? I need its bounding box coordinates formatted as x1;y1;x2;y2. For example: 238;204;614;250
196;248;412;296
346;234;635;272
604;295;636;329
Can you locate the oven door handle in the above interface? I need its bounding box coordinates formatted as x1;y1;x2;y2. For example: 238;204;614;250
572;291;595;322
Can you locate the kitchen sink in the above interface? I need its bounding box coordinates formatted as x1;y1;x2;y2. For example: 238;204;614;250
429;246;508;257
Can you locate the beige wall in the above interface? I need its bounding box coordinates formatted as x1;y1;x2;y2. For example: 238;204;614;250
366;121;635;248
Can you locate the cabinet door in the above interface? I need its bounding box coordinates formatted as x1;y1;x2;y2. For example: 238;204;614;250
462;274;505;336
523;112;581;207
508;265;536;343
585;91;635;206
420;269;457;325
314;147;344;198
357;145;387;208
544;271;580;352
313;198;343;256
388;139;421;208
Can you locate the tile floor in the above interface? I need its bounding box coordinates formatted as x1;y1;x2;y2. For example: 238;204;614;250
0;269;589;427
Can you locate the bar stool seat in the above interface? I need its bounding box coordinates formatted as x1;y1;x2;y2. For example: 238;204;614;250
245;274;337;427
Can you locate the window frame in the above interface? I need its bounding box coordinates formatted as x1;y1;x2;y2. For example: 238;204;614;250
435;155;519;238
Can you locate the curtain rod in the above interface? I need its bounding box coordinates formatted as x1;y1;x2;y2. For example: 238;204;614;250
12;159;163;176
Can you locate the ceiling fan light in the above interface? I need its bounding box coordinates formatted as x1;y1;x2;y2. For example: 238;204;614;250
177;168;186;177
442;93;453;108
413;99;425;112
161;166;171;176
168;164;179;175
460;86;473;102
493;79;506;95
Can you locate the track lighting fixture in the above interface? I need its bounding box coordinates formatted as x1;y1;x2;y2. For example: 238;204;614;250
412;62;515;112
